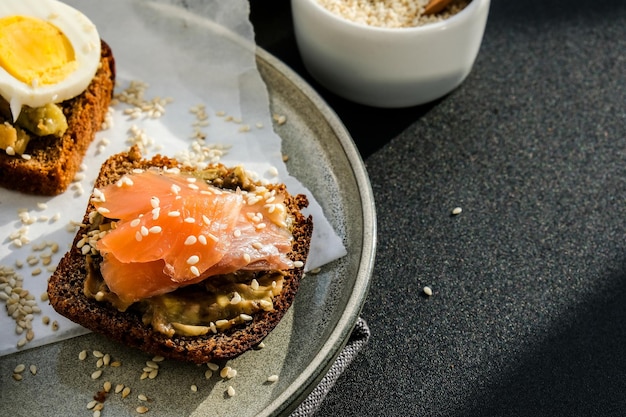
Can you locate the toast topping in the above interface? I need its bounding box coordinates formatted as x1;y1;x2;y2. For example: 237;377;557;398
0;98;68;155
81;165;300;336
0;0;102;121
0;121;30;154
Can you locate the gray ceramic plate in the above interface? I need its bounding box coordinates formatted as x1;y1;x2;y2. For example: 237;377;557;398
0;47;376;417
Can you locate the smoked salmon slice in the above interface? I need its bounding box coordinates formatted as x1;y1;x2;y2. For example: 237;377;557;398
98;256;183;305
91;169;295;304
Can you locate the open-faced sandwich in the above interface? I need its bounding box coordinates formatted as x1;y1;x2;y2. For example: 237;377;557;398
0;0;115;195
48;147;314;363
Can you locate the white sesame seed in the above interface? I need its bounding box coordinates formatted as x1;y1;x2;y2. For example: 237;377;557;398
451;207;463;215
190;384;198;392
184;235;197;245
141;226;149;236
187;255;200;265
184;217;195;223
91;370;103;380
267;374;279;383
230;292;242;305
168;210;181;217
293;261;304;268
130;218;141;227
149;226;162;234
227;386;236;397
73;183;84;196
190;266;200;277
220;366;232;379
423;286;433;296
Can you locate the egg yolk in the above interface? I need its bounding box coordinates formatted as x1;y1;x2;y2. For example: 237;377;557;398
0;15;78;88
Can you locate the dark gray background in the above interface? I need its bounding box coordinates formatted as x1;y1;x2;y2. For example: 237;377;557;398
250;1;626;416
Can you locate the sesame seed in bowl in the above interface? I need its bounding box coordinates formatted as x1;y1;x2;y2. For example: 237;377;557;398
316;0;471;28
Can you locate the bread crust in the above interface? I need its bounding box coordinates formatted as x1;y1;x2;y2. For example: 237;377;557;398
0;40;116;195
48;148;314;363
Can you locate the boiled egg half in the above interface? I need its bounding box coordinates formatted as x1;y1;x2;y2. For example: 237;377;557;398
0;0;101;121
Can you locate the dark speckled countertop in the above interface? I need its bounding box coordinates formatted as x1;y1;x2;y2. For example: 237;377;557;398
250;1;626;416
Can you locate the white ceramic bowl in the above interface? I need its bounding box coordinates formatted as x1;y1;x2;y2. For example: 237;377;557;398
291;0;490;107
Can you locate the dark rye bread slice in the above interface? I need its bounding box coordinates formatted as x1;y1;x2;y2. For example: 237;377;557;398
48;147;314;363
0;40;116;195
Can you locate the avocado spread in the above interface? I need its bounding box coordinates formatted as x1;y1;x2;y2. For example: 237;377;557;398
84;254;284;337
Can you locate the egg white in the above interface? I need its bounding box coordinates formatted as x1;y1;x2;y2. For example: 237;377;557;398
0;0;101;120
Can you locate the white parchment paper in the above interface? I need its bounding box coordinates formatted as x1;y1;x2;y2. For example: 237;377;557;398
0;0;346;357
